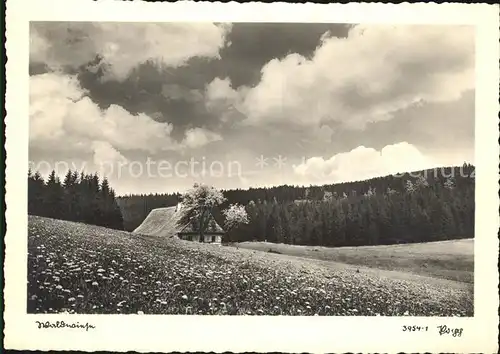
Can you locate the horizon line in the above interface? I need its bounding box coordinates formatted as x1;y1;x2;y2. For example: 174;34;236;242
115;162;475;198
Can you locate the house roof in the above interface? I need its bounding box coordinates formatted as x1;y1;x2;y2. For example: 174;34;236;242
133;205;225;237
133;206;181;237
178;212;225;234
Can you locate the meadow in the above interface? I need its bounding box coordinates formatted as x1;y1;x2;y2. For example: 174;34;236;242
234;239;474;283
28;215;473;316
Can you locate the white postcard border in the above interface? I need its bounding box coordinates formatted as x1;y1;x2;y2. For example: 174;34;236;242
4;1;500;352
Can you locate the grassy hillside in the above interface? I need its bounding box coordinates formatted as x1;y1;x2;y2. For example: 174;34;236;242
234;239;474;283
28;216;473;316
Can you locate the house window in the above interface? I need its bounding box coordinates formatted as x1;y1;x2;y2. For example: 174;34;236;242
212;236;215;242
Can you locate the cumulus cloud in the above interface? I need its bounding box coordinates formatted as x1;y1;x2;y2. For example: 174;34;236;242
209;25;474;131
30;22;231;81
181;127;223;149
206;77;242;102
29;74;82;145
30;73;179;155
91;141;128;166
204;77;248;123
293;142;437;183
30;73;223;164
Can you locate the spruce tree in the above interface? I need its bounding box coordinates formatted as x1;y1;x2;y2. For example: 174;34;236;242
45;170;64;219
28;170;46;216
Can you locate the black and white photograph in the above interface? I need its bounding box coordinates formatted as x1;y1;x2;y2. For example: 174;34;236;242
4;1;499;352
27;20;477;317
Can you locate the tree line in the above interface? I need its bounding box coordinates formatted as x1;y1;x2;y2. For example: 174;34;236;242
118;164;475;247
28;169;124;230
226;176;474;246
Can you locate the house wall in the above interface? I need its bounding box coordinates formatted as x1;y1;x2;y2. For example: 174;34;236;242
205;234;223;243
178;234;198;242
178;233;222;243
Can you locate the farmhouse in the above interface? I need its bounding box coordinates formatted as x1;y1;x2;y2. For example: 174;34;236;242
133;203;225;244
177;214;225;243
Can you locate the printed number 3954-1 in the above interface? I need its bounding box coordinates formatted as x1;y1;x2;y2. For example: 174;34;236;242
402;325;428;332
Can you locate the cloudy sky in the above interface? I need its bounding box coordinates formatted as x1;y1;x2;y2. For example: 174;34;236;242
29;22;475;195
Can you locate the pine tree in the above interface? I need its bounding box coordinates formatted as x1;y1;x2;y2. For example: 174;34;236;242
272;203;284;243
280;204;292;244
28;170;46;216
28;168;125;230
108;188;125;230
45;170;64;219
62;170;78;221
333;201;346;246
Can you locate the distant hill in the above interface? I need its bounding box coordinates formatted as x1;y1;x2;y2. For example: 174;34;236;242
117;164;475;247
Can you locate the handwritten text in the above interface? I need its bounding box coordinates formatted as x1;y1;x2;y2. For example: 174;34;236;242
35;320;95;332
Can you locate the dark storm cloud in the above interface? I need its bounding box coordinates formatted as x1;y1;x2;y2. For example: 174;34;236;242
56;23;351;138
217;23;352;88
29;62;51;76
76;60;214;139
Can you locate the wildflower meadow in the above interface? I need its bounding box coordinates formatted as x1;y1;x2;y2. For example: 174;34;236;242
28;215;473;316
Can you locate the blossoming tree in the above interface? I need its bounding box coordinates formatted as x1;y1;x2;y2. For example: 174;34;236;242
178;184;250;243
222;203;249;231
178;183;226;242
